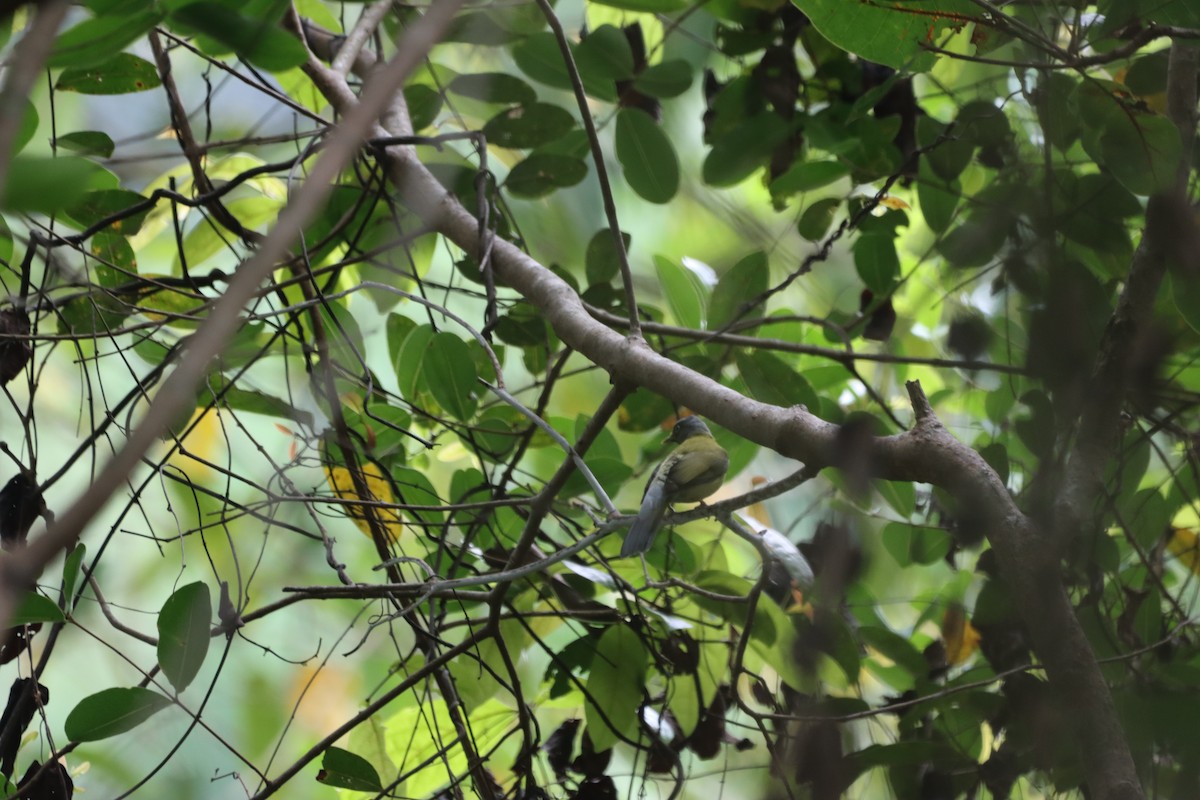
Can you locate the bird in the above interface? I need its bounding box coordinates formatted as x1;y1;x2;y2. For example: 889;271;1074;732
621;416;729;557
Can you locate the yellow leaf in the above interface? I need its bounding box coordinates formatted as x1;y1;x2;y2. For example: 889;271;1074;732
1168;527;1200;575
878;195;910;210
941;602;980;666
167;408;221;483
743;476;773;528
325;462;403;542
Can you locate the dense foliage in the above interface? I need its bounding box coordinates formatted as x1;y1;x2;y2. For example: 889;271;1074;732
0;0;1196;798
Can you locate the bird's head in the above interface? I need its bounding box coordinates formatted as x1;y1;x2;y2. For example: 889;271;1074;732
667;415;713;444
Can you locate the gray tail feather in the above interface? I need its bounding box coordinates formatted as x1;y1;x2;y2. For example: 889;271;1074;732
621;483;667;557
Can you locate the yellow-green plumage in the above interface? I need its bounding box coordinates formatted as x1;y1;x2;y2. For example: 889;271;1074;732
621;416;729;557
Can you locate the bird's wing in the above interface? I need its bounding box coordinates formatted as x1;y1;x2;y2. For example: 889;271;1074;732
664;445;728;490
623;474;669;556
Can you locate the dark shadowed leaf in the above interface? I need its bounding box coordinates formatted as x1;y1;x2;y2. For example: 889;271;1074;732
505;153;587;198
483;103;575;149
798;198;841;241
586;229;632;286
447;72;537;104
168;3;306;71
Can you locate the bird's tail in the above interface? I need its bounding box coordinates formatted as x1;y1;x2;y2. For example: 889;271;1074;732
621;482;667;557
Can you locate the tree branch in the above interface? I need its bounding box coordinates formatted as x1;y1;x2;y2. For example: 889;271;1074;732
1056;41;1199;554
307;18;1158;800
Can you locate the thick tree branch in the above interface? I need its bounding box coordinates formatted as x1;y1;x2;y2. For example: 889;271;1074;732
1056;42;1199;553
297;23;1150;800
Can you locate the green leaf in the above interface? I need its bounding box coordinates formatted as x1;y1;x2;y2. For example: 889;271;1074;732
798;198;840;241
575;24;634;88
49;11;163;69
882;522;951;566
386;313;417;362
770;160;849;196
2;156;107;214
157;582;212;693
483;102;576;149
653;255;706;329
475;406;527;459
586;229;632;287
585;625;646;750
65;688;173;741
178;196;281;267
917;160;960;234
977;441;1009;484
876;476;916;517
854;235;902;293
849;741;970;774
446;72;537;105
404;84;442;131
424;333;478;421
61;544;87;610
794;0;974;71
56;130;115;158
169;3;307;71
56;53;161;94
918;116;974;180
736;350;819;410
57;232;137;335
1036;72;1081;152
936;213;1008;268
505;153;587;198
860;625;927;677
0;216;13;268
615;108;679;204
853;233;900;293
317;746;384;792
10;592;65;626
382;698;515;798
212;386;314;429
1096;112;1181;197
65;189;150;235
391;466;445;526
395;324;436;402
319;302;366;373
708;251;768;330
633;60;693;98
702;113;789;187
589;0;687;11
512;33;574;91
12;100;36;156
